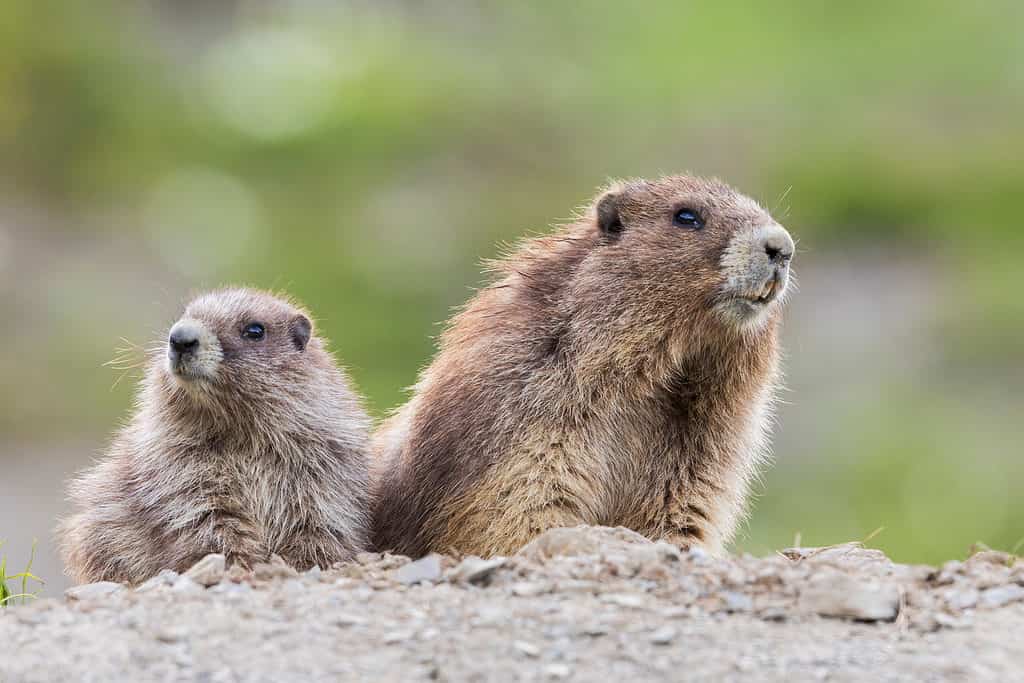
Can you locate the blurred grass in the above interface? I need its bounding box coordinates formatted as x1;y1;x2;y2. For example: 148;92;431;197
746;383;1024;564
0;0;1021;565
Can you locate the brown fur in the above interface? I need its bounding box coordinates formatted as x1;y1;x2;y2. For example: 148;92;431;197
372;175;795;558
59;288;372;585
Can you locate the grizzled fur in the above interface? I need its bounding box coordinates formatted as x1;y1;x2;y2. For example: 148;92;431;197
372;175;795;558
59;289;372;585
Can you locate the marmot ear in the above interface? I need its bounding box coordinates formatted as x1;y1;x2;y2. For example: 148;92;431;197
290;315;312;351
596;191;623;237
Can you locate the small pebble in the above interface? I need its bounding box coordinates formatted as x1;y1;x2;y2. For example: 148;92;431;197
332;613;367;628
798;573;899;622
393;554;444;585
184;553;226;588
510;581;548;597
649;626;677;645
448;556;506;585
514;640;541;658
136;570;178;593
171;575;204;596
945;588;979;610
721;591;753;612
65;582;124;602
601;593;646;609
545;664;571;679
979;584;1024;608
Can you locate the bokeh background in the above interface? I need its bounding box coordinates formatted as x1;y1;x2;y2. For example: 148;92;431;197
2;1;1021;594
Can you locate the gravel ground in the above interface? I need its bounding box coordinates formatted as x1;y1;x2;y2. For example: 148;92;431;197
3;526;1023;683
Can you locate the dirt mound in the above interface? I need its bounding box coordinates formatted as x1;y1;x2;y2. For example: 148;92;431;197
3;526;1022;681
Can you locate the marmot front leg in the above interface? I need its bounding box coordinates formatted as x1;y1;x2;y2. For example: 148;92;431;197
432;451;603;557
438;496;590;557
58;511;162;585
644;482;728;556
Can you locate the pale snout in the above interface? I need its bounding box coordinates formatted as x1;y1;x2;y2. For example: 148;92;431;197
166;318;221;381
168;321;202;360
758;224;795;267
716;222;796;324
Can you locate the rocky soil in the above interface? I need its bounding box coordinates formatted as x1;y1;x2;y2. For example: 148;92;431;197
2;526;1023;682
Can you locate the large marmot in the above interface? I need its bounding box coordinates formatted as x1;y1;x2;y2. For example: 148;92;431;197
372;175;795;557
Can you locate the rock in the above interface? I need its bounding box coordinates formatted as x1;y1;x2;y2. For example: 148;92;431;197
601;593;646;609
393;554;444;585
932;560;964;585
784;543;894;574
65;582;124;601
758;606;788;622
934;612;971;629
171;575;204;595
687;546;711;563
355;551;385;565
184;553;226;587
332;613;367;628
979;584;1024;608
649;626;677;644
135;570;178;593
636;540;683;564
721;591;754;612
382;630;414;644
513;640;541;658
510;581;549;597
578;623;609;637
544;664;571;679
634;541;685;580
13;602;54;625
780;546;818;561
208;581;252;597
253;554;299;581
472;605;508;627
517;525;653;561
555;579;603;594
944;587;979;610
373;554;414;571
448;556;506;585
225;563;250;583
154;626;186;643
798;572;900;621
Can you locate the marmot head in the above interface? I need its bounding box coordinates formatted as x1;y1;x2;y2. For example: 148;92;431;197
584;174;794;336
161;288;317;402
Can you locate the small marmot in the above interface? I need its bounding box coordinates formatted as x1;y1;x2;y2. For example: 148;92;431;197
59;288;372;584
372;174;795;558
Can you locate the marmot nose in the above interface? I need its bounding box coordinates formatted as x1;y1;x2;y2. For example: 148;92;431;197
760;225;794;265
168;324;201;355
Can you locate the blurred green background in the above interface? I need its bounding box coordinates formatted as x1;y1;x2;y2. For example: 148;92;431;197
1;0;1021;592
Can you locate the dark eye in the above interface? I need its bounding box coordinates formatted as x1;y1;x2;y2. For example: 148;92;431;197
673;208;704;229
241;322;265;341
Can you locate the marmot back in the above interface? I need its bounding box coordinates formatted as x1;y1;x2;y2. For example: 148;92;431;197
372;174;796;557
59;288;372;584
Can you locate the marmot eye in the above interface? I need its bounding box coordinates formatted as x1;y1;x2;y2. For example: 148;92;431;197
673;208;704;229
242;322;266;340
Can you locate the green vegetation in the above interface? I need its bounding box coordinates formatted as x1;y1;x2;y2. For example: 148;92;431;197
1;1;1020;568
0;542;43;607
